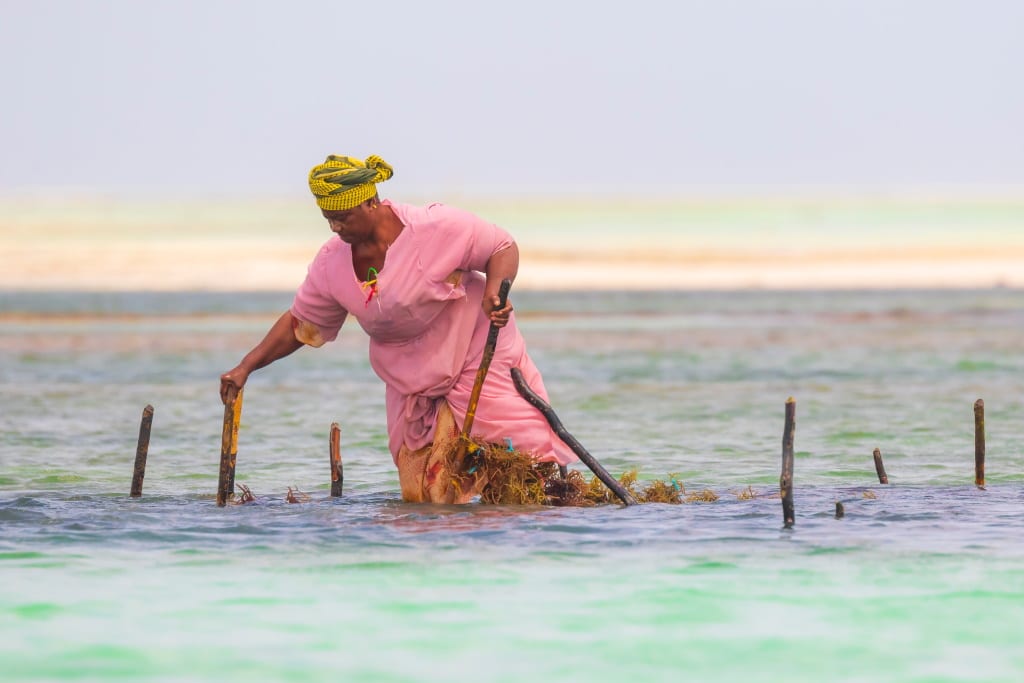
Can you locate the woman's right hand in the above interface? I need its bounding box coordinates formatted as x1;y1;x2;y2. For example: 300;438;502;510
220;365;250;404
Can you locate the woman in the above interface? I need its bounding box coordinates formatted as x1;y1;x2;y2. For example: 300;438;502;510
219;154;576;502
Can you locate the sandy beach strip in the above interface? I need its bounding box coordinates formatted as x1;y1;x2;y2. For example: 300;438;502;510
3;195;1023;291
1;240;1022;291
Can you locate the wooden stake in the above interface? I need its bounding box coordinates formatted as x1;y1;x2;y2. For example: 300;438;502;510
454;278;512;472
780;397;795;528
835;501;844;519
511;367;638;506
227;389;243;494
217;388;244;507
329;422;343;497
130;404;154;497
872;447;889;484
974;398;985;489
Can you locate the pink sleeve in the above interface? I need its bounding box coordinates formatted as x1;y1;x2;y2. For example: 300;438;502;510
290;247;348;344
423;203;514;274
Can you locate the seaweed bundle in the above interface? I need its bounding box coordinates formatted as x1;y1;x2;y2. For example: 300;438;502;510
457;439;733;507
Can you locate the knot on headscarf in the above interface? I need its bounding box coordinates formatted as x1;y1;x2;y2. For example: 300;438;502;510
308;154;394;211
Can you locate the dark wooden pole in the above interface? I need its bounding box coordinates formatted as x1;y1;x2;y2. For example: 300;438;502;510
130;404;154;497
511;367;638;506
217;388;243;507
329;422;343;497
872;447;889;484
455;278;512;472
974;398;985;489
780;397;795;528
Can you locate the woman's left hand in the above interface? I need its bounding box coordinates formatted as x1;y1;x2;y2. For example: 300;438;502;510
484;293;513;328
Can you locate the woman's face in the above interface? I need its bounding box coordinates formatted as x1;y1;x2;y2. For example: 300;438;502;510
322;200;375;243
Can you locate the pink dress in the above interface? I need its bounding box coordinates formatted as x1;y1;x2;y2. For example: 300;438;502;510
290;200;576;467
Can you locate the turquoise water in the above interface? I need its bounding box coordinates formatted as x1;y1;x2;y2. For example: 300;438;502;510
2;289;1024;682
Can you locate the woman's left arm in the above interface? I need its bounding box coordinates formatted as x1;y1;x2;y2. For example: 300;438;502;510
483;241;519;327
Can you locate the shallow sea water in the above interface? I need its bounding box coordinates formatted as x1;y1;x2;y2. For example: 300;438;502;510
2;289;1023;682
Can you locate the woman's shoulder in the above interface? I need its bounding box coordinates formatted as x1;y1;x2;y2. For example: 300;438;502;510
312;235;346;261
306;236;349;277
388;200;483;234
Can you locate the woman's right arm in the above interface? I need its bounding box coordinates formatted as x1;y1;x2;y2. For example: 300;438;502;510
219;310;305;403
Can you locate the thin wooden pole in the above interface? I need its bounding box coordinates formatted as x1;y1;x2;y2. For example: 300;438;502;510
780;397;795;529
511;367;638;506
974;398;985;489
130;404;154;497
329;422;343;497
872;447;889;484
455;278;512;471
217;388;244;507
227;389;243;493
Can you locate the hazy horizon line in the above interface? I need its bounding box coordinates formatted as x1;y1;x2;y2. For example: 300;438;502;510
3;185;1024;205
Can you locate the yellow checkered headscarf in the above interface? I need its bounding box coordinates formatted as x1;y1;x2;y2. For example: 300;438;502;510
308;155;394;211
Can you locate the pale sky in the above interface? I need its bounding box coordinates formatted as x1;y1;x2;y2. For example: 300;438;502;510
2;0;1023;199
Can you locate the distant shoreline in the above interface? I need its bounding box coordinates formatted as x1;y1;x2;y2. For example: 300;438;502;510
3;195;1022;291
2;242;1022;291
